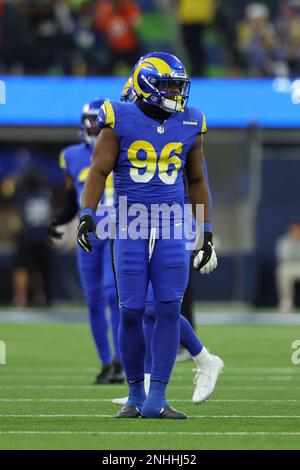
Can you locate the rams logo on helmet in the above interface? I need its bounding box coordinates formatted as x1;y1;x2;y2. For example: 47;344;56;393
120;76;138;103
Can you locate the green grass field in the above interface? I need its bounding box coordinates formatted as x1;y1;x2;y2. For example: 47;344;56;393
0;322;300;450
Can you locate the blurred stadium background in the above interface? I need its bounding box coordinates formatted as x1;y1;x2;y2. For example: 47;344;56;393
1;0;300;314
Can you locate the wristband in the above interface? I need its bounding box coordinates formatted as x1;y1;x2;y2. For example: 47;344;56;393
80;208;94;218
203;222;212;232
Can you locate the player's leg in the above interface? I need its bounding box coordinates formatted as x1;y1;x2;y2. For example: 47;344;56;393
112;282;153;407
178;259;194;361
113;235;148;417
113;302;223;406
103;239;124;383
180;220;224;401
141;236;189;419
77;240;112;383
181;263;194;328
143;283;155;395
179;313;224;403
180;313;202;356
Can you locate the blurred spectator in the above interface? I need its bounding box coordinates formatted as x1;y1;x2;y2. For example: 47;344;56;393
275;222;300;312
25;0;78;74
12;167;53;307
275;0;300;77
1;0;300;78
0;0;34;73
70;0;106;75
237;3;280;77
93;0;142;73
177;0;216;75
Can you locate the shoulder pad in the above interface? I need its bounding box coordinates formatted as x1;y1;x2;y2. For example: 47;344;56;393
59;150;67;170
97;100;116;129
185;107;207;134
201;113;207;134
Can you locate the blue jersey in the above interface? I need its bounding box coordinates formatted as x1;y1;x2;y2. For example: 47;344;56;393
97;100;207;209
59;142;114;216
59;142;94;208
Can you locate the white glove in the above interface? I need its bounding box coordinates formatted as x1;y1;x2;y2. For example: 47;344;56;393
193;233;218;275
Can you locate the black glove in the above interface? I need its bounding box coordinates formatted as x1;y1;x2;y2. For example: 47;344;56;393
48;188;78;243
77;215;97;252
193;232;217;274
47;219;64;241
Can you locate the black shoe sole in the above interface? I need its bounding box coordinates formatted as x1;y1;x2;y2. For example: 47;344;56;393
142;406;187;419
116;405;140;419
110;377;125;384
93;376;113;385
160;406;187;419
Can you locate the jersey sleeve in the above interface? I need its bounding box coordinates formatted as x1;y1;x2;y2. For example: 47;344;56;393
201;113;207;134
97;100;116;130
187;107;207;135
59;150;67;170
59;148;72;176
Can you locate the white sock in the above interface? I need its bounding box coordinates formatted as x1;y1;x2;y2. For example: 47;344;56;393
144;373;151;395
193;346;213;369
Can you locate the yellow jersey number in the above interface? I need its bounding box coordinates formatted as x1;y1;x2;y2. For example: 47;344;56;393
128;140;183;185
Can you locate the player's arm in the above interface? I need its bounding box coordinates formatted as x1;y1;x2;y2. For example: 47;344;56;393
82;128;119;210
185;134;217;274
78;128;119;252
185;134;211;224
48;157;78;241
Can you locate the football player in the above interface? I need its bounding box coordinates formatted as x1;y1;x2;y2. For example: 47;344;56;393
111;77;224;407
49;100;124;385
78;52;218;419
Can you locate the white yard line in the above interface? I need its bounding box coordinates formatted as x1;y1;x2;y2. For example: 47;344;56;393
0;399;117;402
4;367;297;374
1;414;300;419
0;431;300;437
0;385;298;390
0;375;296;381
0;398;300;403
0;414;112;418
175;367;296;373
173;376;294;381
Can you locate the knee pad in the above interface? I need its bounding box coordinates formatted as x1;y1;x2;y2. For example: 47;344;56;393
155;300;181;322
119;293;146;311
144;303;156;324
120;306;144;326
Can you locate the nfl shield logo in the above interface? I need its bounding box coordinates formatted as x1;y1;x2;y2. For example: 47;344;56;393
157;126;165;134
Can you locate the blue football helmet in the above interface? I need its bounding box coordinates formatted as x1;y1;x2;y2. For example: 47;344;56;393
80;99;104;144
132;52;190;112
120;76;138;103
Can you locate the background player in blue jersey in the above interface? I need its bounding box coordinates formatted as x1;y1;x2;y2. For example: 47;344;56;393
111;77;223;407
49;100;124;385
78;52;218;419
